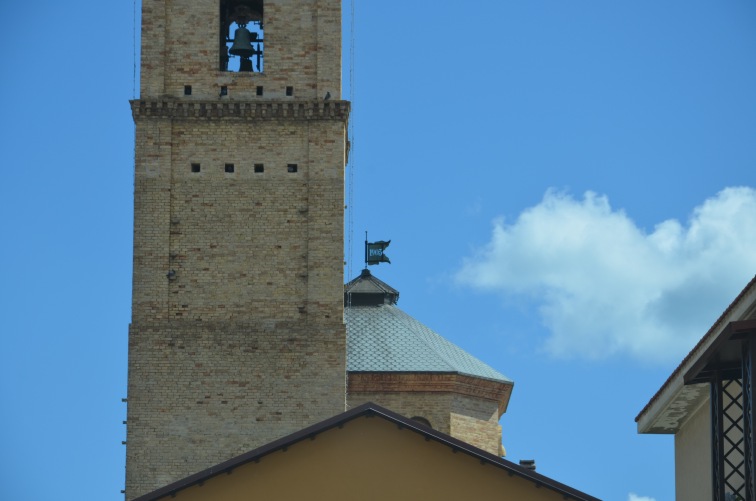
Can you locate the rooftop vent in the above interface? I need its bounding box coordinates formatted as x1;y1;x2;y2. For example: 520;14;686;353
519;459;536;471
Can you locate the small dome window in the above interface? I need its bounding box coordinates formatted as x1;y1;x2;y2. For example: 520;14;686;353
411;416;432;429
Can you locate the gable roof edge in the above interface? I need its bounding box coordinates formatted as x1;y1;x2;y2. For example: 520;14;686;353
133;402;600;501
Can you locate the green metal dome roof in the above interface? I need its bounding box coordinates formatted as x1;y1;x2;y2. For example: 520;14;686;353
345;270;512;384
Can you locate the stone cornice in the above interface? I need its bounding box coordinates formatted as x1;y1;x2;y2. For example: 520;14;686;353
130;98;350;122
348;372;514;417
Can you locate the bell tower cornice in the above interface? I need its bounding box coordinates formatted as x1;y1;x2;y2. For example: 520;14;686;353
130;99;350;122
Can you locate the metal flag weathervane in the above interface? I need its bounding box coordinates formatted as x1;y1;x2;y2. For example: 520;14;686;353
365;232;391;266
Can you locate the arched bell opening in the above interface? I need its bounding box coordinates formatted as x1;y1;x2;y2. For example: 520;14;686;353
220;0;264;73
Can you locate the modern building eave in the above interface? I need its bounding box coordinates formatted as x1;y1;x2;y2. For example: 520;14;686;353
636;275;756;434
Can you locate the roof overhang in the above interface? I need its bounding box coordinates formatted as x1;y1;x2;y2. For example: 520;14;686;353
684;320;756;385
636;276;756;434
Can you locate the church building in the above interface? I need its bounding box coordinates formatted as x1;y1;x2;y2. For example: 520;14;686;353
344;268;513;456
125;1;600;500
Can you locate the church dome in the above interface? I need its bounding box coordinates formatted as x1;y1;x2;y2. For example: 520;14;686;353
344;270;511;384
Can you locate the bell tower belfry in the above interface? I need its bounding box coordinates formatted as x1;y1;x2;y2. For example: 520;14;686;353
126;0;348;498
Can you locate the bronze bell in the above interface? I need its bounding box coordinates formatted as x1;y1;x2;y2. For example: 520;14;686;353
229;26;255;58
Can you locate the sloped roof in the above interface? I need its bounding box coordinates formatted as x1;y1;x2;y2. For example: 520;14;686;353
345;271;512;384
133;403;601;501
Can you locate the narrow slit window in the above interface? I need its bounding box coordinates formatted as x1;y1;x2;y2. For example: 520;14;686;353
286;86;293;96
184;85;192;96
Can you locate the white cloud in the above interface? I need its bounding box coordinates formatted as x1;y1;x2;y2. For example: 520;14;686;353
456;187;756;363
628;494;657;501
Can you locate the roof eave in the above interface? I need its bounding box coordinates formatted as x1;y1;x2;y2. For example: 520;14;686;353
636;275;756;434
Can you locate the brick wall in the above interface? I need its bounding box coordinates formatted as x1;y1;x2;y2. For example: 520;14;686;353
450;394;503;455
127;321;345;497
131;107;348;322
348;373;508;456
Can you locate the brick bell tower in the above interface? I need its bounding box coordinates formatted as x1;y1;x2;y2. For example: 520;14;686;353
125;0;348;498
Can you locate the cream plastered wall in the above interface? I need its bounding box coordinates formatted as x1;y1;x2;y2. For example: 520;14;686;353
674;399;712;501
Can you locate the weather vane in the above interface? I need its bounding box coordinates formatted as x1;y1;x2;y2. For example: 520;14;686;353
365;231;391;267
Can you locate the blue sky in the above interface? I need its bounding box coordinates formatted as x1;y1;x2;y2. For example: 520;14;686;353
1;1;755;500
